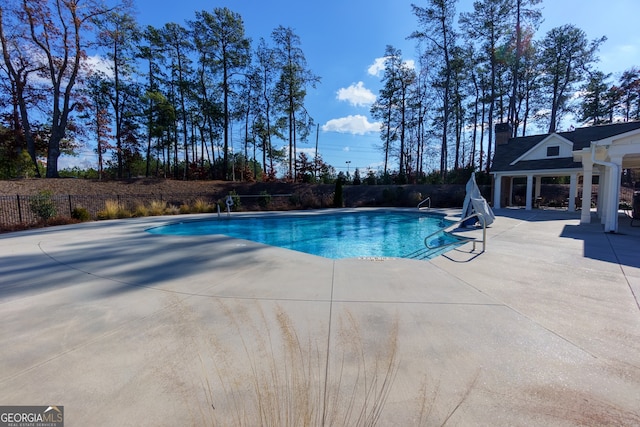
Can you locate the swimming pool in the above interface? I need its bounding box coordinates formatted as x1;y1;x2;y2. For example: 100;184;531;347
146;210;458;260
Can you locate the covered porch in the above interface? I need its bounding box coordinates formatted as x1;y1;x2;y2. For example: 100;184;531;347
493;169;582;212
490;122;640;233
574;129;640;233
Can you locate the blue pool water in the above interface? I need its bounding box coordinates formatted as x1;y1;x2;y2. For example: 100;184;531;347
146;210;457;259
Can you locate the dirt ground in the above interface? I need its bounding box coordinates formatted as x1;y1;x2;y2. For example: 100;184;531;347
0;178;461;208
0;179;342;202
0;178;463;231
0;178;248;197
0;179;337;230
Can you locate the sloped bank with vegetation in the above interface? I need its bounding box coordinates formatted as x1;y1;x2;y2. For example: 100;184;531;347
0;179;484;232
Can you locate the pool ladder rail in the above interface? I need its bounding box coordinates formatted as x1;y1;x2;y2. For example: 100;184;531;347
424;212;487;253
417;197;431;210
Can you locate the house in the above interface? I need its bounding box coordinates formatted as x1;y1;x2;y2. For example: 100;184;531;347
490;121;640;232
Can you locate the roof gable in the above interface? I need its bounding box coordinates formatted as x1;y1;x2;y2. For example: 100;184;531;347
509;133;573;166
592;126;640;146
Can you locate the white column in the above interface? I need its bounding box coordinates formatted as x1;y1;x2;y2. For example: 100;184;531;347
581;161;593;224
533;176;542;208
569;173;578;211
605;155;623;233
525;174;534;210
599;166;607;224
493;175;502;209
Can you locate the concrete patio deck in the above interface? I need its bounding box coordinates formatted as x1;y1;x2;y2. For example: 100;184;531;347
1;208;639;425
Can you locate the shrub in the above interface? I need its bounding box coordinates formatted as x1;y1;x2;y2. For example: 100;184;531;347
97;199;130;219
228;190;241;209
192;198;213;213
381;188;395;205
258;191;272;209
293;188;322;209
29;191;57;222
132;204;149;217
71;206;90;221
381;187;411;206
322;192;334;207
165;204;180;215
288;193;301;207
148;200;166;216
408;191;423;206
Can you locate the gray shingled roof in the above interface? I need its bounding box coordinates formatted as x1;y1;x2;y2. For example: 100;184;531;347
491;121;640;173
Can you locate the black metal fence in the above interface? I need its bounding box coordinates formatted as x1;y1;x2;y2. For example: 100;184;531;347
2;183;635;228
0;184;480;229
0;193;219;227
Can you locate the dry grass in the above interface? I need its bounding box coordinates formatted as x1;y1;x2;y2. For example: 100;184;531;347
136;295;483;426
97;199;129;219
184;302;476;427
132;203;149;217
321;311;400;426
203;303;332;426
192;198;214;213
165;204;180;215
148;200;166;216
81;197;217;223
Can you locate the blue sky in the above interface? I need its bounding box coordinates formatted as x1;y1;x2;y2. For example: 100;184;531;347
67;0;640;175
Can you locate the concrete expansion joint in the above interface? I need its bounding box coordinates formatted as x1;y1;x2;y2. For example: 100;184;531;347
320;261;337;425
604;233;640;313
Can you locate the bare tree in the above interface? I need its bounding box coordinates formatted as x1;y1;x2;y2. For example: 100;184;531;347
0;0;110;177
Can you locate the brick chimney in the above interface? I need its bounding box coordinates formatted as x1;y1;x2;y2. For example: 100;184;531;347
495;123;512;145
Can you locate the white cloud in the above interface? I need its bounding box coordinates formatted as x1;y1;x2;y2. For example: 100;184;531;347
367;57;387;77
85;55;114;78
336;81;376;107
322;115;380;135
296;147;316;157
367;57;417;77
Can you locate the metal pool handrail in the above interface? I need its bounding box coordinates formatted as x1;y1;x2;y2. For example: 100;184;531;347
424;212;486;253
417;197;431;209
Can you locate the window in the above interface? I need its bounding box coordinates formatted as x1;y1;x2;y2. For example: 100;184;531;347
546;146;560;157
